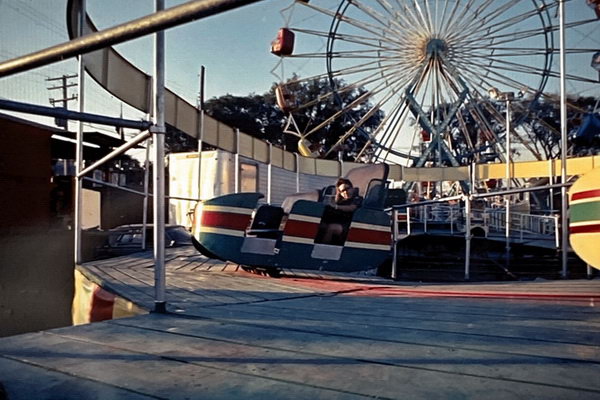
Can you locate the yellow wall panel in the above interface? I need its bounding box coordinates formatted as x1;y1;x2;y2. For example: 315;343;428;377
315;159;340;177
176;99;198;137
253;139;269;163
217;123;236;152
283;151;296;171
299;156;316;175
202;116;218;146
164;90;177;127
238;132;253;157
271;147;283;168
106;52;150;113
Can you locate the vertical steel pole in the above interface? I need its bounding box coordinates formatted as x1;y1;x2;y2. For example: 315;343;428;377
267;143;272;203
142;141;150;250
505;98;511;270
197;66;205;202
391;208;398;280
234;128;240;193
153;0;166;313
464;195;471;281
295;153;300;192
554;215;560;249
548;159;554;211
74;0;85;265
559;0;569;278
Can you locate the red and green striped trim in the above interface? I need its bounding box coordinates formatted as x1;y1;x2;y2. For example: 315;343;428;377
570;223;600;234
570;201;600;224
572;189;600;202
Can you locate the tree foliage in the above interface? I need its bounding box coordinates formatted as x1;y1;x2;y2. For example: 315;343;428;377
519;96;600;158
202;75;384;160
433;95;600;166
277;75;384;160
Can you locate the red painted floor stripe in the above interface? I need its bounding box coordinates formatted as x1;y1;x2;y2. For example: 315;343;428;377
284;277;599;301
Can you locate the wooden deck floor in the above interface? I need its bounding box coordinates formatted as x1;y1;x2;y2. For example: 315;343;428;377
1;246;600;399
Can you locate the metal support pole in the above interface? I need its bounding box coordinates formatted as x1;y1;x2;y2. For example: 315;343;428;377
505;97;511;269
406;208;411;236
267;143;273;203
559;0;569;278
74;0;86;265
153;0;166;314
464;195;471;281
391;209;398;280
142;141;150;251
548;159;555;211
554;215;560;249
470;161;476;192
234;128;240;193
197;66;205;202
295;153;300;192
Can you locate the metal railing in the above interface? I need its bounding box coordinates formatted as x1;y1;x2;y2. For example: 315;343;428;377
395;204;558;241
389;182;573;281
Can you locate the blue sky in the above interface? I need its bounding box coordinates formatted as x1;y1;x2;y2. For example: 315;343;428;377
0;0;296;130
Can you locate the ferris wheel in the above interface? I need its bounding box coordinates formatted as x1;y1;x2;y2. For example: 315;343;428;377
271;0;600;166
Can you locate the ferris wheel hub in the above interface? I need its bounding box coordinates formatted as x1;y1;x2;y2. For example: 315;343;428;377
425;38;448;59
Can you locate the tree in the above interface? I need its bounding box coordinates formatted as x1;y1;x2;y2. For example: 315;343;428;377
519;95;600;158
432;94;599;166
203;75;384;161
274;75;384;161
204;93;287;147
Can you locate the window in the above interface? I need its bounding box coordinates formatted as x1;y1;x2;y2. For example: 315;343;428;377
240;163;258;192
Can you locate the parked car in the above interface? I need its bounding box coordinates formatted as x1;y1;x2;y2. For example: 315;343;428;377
94;224;193;259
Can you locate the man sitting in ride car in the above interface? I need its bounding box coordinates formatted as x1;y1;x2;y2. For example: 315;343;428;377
321;178;363;245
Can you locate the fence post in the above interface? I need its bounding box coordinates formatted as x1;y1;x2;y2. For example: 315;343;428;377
554;214;560;249
234;128;240;193
464;195;471;281
392;209;398;280
520;214;524;241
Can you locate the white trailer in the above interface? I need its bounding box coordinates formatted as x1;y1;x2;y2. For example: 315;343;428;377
168;150;333;232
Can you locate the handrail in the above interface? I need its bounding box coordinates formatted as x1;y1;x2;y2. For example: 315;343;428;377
0;99;151;130
77;130;151;177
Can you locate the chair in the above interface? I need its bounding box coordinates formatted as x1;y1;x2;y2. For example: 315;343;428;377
247;205;285;239
362;179;388;209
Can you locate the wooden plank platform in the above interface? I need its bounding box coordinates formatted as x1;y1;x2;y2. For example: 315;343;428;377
1;246;600;399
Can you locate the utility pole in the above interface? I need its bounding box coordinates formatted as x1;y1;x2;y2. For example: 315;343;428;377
47;73;78;129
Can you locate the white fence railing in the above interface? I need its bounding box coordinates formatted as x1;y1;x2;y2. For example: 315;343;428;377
396;205;559;245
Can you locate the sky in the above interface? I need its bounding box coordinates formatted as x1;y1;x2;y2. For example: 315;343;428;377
0;0;598;162
0;0;297;132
